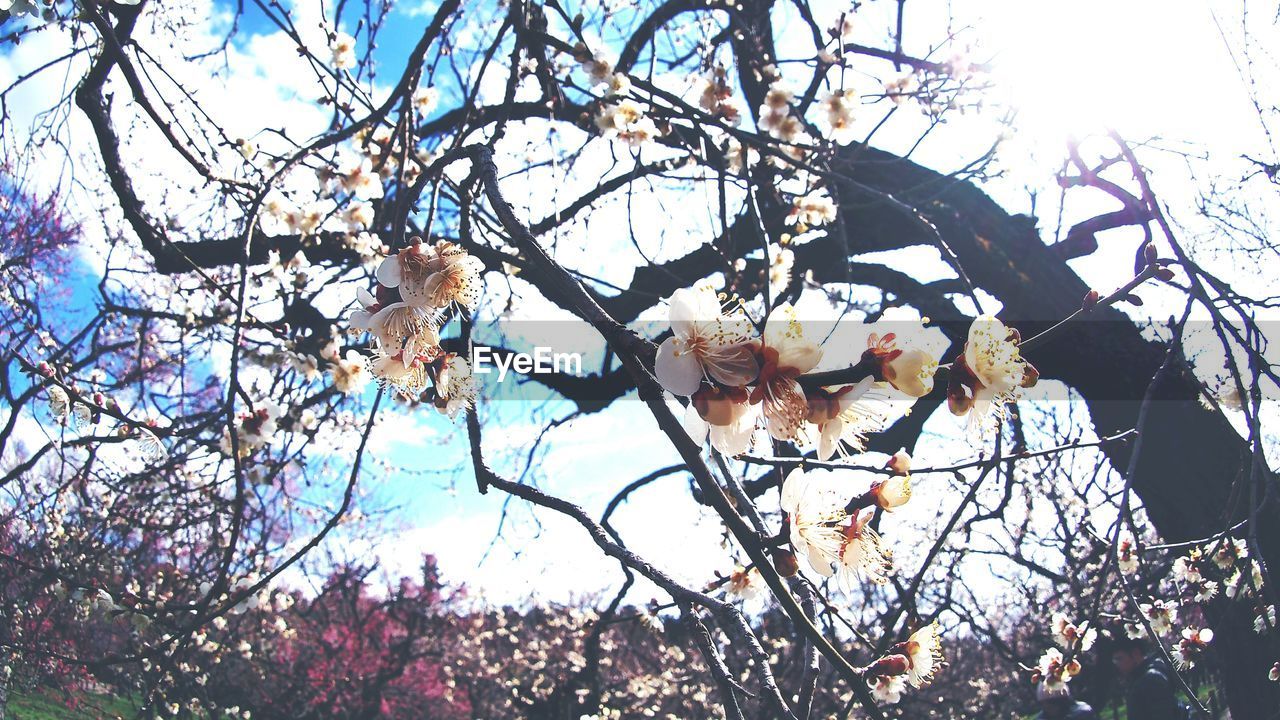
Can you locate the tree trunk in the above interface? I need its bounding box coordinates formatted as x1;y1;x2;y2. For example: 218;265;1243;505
835;147;1280;719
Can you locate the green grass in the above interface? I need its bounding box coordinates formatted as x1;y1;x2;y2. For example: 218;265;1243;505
8;688;137;720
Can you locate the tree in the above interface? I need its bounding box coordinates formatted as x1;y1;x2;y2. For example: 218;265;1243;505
1;0;1277;718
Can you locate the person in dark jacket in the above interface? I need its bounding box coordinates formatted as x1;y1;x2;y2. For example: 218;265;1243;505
1035;683;1101;720
1111;635;1185;720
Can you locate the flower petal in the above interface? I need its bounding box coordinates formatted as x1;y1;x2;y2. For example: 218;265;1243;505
818;417;843;461
400;271;441;308
667;288;704;339
348;309;373;331
780;468;807;515
376;255;402;288
704;342;760;387
655;337;704;396
683;403;709;447
711;404;758;456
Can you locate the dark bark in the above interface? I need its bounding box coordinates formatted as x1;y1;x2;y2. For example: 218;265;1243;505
836;147;1279;719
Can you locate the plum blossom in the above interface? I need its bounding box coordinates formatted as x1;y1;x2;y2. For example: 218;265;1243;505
780;469;848;579
137;427;167;463
1140;599;1176;635
1173;552;1204;584
781;469;890;586
803;379;882;460
767;244;794;297
369;346;433;395
47;385;69;421
817;89;858;144
753;304;823;440
342;201;374;231
759;82;802;142
785;189;837;229
655;286;759;396
893;623;945;688
284;204;324;236
349;287;440;359
698;68;741;124
836;506;891;587
725;138;759;174
331;32;357;70
870;473;912;511
948;315;1038;436
1211;538;1248;570
1192;580;1219;603
235;138;256;160
348;240;486;396
1050;613;1096;651
376;239;484;312
884;72;919;105
862;323;939;399
1034;647;1080;692
1255;605;1276;634
577;50;613;86
341;157;384;200
724;566;764;602
413;87;440;114
606;73;631;97
329;350;370;395
222;401;282;457
869;674;906;704
1173;627;1213;670
886;449;912;475
683;386;760;457
595;99;663;147
1117;533;1140;574
433;354;477;418
1224;562;1264;600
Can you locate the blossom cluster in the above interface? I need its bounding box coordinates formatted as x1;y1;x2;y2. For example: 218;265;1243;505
40;361;167;462
863;623;946;704
1117;533;1273;677
657;286;1029;457
347;239;481;414
575;46;664;148
1032;613;1096;692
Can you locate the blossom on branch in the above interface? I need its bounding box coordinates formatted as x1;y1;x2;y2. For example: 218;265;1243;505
947;315;1038;437
331;32;357;70
655;286;759;397
753;303;823;440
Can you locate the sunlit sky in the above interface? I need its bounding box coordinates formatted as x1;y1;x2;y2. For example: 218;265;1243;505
2;0;1274;606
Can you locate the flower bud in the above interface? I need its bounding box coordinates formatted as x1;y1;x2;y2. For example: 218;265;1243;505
947;359;976;416
1082;289;1100;310
1021;361;1040;388
872;475;912;510
804;385;855;424
886;449;911;476
772;549;799;578
884;348;937;398
693;385;750;426
865;653;910;677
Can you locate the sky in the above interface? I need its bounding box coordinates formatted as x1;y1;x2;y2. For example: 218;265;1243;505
1;0;1276;610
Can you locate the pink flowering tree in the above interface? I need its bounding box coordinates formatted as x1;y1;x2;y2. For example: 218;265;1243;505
1;1;1278;718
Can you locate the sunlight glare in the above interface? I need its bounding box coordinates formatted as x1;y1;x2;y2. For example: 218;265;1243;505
988;0;1224;145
